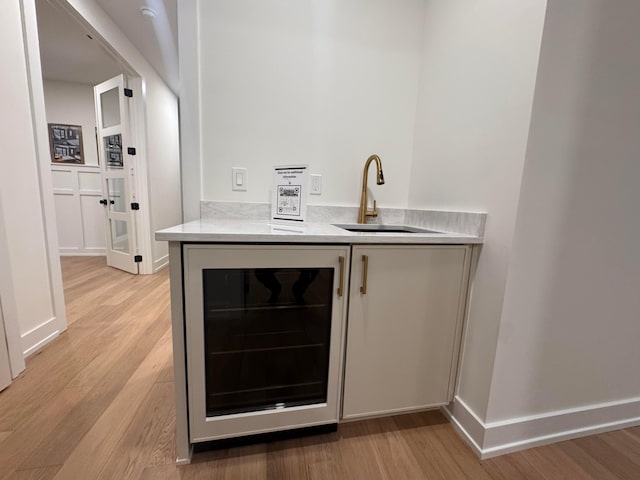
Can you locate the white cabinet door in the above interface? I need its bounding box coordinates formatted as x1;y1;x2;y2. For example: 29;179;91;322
342;245;469;420
0;300;12;392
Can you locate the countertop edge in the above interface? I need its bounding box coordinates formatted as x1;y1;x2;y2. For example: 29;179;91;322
155;231;483;245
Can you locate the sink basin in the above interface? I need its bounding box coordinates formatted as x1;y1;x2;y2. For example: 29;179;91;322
333;224;445;234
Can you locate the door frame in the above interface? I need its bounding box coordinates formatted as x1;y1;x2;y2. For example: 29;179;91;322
21;0;154;275
15;0;68;349
0;195;26;377
0;298;13;389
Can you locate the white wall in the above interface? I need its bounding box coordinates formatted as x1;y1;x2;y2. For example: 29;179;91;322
408;0;546;420
177;0;200;221
486;0;640;422
43;80;99;166
145;77;181;271
0;0;64;357
62;0;182;272
193;0;426;208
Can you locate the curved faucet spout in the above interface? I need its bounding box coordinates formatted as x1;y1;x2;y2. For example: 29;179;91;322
358;154;385;224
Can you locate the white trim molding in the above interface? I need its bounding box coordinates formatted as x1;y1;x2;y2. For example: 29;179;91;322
60;249;105;256
21;316;60;357
443;395;640;459
153;254;169;273
20;0;67;336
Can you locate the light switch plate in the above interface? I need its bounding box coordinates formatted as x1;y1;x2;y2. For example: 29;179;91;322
232;167;247;191
310;174;322;195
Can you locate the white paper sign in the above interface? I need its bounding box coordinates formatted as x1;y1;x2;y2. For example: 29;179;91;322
272;165;308;223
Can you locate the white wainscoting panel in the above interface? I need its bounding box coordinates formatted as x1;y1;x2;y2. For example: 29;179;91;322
54;193;81;248
51;166;105;255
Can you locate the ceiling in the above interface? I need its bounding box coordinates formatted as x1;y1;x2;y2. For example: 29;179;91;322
36;0;179;92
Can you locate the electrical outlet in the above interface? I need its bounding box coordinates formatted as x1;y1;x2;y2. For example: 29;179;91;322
310;174;322;195
232;167;247;191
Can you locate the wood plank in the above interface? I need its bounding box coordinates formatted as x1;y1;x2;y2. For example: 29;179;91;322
482;452;548;480
0;333;108;430
391;411;481;480
139;465;182;480
518;444;596;479
333;421;387;480
0;386;90;480
139;464;212;480
18;314;170;469
363;415;433;480
52;330;172;480
145;404;177;467
571;433;640;480
554;441;620;480
10;466;61;480
96;382;175;480
205;443;268;479
298;431;344;480
0;273;167;432
0;431;13;445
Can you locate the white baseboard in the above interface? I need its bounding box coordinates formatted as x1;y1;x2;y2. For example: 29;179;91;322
60;248;105;256
21;316;60;357
441;397;485;457
153;254;169;273
443;395;640;459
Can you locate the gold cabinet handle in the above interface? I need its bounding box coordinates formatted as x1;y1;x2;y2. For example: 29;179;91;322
337;256;345;297
360;254;368;294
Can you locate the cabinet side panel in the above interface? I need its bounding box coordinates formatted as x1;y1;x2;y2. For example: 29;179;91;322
168;241;192;463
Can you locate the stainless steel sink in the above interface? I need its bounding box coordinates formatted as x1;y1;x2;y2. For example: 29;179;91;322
333;224;445;234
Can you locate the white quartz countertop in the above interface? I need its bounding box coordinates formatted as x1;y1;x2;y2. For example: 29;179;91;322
155;219;483;244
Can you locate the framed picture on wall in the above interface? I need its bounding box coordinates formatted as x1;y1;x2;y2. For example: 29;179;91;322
48;123;85;164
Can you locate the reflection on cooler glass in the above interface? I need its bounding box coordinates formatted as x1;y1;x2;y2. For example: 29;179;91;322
202;267;333;417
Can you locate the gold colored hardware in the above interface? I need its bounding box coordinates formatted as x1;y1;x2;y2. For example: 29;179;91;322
357;154;385;224
360;254;369;294
338;256;345;297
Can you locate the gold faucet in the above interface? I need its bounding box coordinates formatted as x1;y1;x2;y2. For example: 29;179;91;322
357;154;385;224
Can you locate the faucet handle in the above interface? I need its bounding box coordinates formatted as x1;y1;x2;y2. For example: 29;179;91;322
367;200;378;218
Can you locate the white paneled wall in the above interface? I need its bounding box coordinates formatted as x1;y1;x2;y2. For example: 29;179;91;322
51;166;105;255
44;80;106;256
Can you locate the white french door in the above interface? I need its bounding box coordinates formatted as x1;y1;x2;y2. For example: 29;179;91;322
0;299;11;392
94;75;138;274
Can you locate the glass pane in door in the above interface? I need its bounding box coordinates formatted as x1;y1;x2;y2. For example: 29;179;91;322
110;219;129;253
203;268;334;417
103;135;123;168
100;87;121;128
107;178;126;212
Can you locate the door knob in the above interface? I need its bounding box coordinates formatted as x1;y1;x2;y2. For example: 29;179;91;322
99;199;108;205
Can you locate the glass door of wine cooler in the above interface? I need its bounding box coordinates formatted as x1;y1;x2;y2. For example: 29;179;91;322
184;245;349;443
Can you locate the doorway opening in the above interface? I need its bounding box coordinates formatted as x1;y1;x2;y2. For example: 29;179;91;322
35;0;142;274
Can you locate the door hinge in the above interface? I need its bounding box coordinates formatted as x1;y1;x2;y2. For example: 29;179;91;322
124;88;133;97
131;202;140;210
127;147;136;155
134;255;143;263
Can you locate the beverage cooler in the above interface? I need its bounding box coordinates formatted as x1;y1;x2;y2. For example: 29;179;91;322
182;245;349;442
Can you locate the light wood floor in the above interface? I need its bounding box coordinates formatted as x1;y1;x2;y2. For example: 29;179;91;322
1;256;639;479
